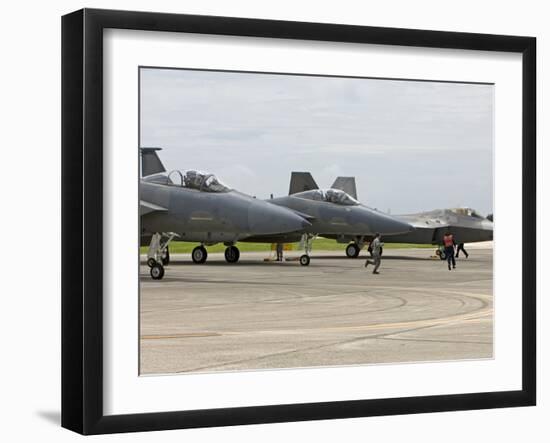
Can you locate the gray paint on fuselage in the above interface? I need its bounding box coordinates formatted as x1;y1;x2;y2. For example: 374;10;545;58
140;181;309;245
388;209;493;244
269;195;413;237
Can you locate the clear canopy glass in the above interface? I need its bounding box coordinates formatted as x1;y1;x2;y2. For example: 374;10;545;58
168;170;230;193
294;189;359;206
450;207;483;218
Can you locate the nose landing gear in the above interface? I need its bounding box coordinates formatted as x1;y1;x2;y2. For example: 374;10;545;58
298;233;316;266
146;232;179;280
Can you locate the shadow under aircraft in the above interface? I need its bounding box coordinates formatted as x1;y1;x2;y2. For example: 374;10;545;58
139;148;310;279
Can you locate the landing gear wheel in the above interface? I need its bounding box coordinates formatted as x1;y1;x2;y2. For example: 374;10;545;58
224;246;240;263
150;263;165;280
299;254;310;266
345;243;360;258
192;246;208;264
161;248;170;265
147;258;157;268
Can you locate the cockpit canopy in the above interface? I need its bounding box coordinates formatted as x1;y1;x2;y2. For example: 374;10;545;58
450;207;484;219
168;170;230;193
294;189;359;206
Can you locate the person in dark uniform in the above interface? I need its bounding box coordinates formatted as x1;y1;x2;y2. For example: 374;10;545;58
455;242;469;258
276;243;284;261
442;231;456;270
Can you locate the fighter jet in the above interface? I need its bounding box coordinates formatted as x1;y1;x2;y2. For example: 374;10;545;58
140;148;309;278
328;176;494;258
252;172;414;264
386;207;493;254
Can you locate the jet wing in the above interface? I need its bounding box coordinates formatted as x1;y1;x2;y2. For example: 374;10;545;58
140;200;168;216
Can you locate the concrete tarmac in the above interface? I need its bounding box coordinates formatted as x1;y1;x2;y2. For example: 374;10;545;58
140;247;493;375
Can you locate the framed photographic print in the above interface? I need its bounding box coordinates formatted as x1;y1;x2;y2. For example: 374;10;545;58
61;8;536;435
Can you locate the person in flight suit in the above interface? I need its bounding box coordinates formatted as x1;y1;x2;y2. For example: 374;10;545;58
365;233;383;274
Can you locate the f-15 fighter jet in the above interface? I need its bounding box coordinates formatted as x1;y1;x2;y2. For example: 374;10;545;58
140;148;309;279
251;172;414;265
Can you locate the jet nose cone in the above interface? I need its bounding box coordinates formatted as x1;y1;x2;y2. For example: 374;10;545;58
359;207;413;235
249;201;309;235
481;220;494;240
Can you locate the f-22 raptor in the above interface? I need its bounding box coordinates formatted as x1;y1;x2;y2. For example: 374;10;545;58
326;176;494;258
140;148;309;279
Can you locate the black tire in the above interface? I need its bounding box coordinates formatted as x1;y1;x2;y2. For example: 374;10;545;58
299;254;310;266
345;243;360;258
161;248;170;266
150;263;165;280
191;246;207;264
147;257;157;268
224;246;240;263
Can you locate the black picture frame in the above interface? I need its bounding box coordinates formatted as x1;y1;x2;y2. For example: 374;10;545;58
61;8;536;435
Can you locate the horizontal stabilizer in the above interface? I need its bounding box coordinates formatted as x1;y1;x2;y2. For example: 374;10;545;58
289;172;318;195
140;200;167;216
331;176;357;200
141;147;166;177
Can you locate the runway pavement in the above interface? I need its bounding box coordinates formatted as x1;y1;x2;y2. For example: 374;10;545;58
140;246;493;375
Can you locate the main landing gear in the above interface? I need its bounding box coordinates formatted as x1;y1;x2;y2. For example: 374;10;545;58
191;244;240;264
345;237;366;258
224;245;240;263
191;245;208;264
146;232;178;280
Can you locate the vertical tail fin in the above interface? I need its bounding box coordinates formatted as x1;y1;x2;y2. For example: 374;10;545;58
288;172;319;195
140;147;166;177
331;177;358;200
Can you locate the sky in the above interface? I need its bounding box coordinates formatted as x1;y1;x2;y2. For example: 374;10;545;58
140;68;494;215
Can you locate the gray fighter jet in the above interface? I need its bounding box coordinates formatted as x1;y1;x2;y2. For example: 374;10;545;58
328;176;493;258
140;148;310;278
251;172;414;264
386;207;493;250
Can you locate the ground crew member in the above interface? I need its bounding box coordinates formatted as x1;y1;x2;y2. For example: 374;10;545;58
276;243;284;261
365;233;383;274
443;231;456;270
455;242;469;258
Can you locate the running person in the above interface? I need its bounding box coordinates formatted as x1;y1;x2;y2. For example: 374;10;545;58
365;233;383;274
